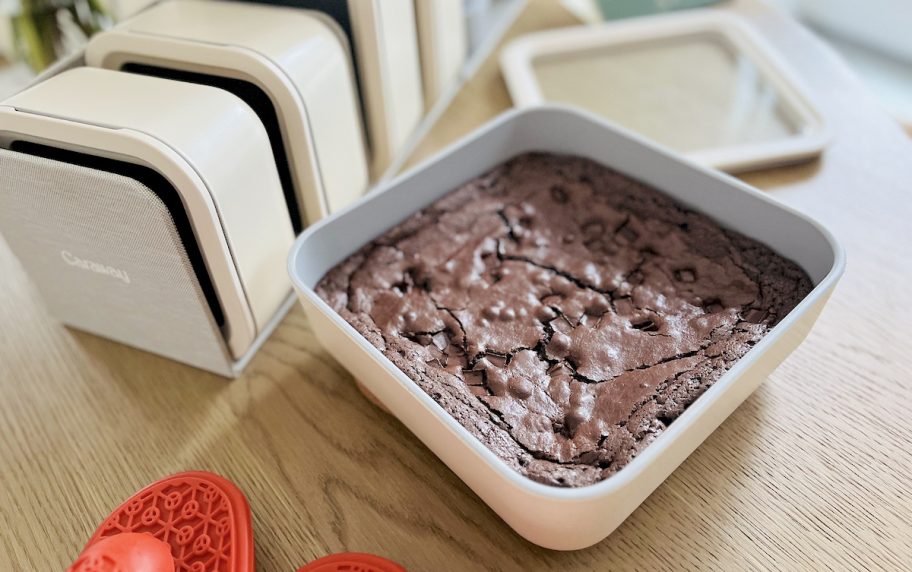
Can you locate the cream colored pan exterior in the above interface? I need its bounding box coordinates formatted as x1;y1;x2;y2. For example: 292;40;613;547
414;0;467;108
348;0;424;173
289;106;845;550
86;0;368;224
1;68;294;359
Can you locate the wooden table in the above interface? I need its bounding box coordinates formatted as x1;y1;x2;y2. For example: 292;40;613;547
2;1;911;569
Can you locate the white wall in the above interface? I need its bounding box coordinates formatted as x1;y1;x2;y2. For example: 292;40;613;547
798;0;912;62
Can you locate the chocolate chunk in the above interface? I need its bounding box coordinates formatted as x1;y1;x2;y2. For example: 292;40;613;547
630;318;659;332
674;268;696;283
550;185;569;204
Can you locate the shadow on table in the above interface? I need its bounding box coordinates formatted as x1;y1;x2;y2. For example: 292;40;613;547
738;155;824;192
71;328;231;427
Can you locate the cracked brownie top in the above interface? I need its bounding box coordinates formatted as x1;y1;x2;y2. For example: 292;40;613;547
316;153;813;487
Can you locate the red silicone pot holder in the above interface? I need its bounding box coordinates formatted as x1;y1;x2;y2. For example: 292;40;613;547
299;552;407;572
75;471;254;572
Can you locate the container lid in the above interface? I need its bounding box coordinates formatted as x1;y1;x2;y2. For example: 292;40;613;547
500;10;830;172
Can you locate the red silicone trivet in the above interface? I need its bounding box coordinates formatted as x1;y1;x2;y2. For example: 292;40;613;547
298;552;406;572
76;471;254;572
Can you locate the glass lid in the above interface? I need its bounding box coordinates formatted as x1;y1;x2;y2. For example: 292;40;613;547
500;12;830;172
532;31;805;154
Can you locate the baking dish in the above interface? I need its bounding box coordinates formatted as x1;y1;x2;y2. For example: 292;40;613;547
85;0;368;231
288;106;844;550
414;0;467;108
1;67;294;375
242;0;424;173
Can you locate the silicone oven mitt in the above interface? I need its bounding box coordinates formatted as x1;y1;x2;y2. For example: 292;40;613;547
67;471;254;572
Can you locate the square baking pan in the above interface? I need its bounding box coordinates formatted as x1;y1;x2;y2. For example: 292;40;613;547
500;10;831;173
288;106;844;550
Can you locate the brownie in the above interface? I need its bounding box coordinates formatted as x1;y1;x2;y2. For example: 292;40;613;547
316;153;812;487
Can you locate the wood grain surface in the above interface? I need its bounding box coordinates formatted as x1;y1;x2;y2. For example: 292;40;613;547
2;1;911;570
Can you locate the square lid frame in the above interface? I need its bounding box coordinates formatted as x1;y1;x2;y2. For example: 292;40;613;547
500;10;831;173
